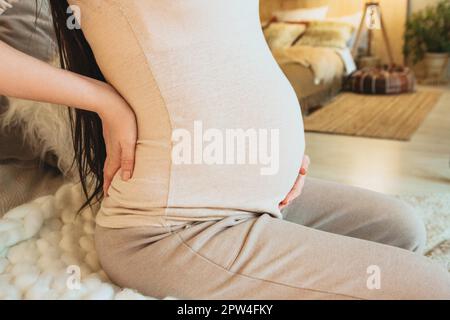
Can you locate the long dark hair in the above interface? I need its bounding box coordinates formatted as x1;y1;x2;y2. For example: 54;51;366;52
49;0;106;210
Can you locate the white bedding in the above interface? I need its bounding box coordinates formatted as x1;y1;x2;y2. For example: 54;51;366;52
334;47;357;76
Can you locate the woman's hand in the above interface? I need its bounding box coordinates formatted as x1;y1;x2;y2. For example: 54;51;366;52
98;87;137;197
0;40;138;196
279;155;310;210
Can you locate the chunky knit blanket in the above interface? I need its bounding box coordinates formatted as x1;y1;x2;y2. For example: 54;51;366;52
0;182;449;300
0;183;154;299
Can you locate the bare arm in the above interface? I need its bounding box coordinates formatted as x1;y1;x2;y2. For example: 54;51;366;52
0;40;137;192
0;40;118;116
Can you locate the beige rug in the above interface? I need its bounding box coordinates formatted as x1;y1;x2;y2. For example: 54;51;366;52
304;91;443;141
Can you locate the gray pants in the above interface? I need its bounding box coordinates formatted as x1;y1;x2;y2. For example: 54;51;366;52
95;178;450;299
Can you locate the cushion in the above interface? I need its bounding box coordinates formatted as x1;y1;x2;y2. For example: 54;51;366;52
273;6;329;22
345;66;416;94
263;22;307;50
295;21;355;49
0;1;74;217
0;0;17;15
0;0;57;61
0;0;69;164
326;12;363;47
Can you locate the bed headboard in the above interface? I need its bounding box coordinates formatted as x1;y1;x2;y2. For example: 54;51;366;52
260;0;363;21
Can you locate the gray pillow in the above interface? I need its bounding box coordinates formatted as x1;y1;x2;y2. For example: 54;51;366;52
0;0;57;61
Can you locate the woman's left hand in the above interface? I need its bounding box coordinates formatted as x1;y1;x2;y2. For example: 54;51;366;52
279;155;310;210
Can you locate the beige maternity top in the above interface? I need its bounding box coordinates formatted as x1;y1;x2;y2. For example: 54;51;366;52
69;0;305;228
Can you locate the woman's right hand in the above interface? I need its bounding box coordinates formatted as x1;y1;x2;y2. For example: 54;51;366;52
98;86;137;197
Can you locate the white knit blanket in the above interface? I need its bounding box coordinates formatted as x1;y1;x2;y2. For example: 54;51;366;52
0;183;449;299
0;183;154;299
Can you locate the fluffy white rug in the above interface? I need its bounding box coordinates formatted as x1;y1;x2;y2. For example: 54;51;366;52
0;183;449;300
399;194;450;271
0;183;152;300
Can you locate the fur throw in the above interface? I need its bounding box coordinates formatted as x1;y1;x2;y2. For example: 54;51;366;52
272;45;345;85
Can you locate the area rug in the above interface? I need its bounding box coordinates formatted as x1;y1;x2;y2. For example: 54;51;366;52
0;183;448;299
304;91;443;141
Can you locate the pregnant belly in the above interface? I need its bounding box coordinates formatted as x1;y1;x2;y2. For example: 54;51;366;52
102;98;304;226
73;0;305;228
98;38;305;227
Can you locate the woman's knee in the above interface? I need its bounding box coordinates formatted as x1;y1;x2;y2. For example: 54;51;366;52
377;198;427;253
393;256;450;299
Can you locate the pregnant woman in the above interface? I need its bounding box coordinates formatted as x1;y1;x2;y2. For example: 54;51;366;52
1;0;449;299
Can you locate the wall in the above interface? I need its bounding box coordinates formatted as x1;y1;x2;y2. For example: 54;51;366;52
373;0;408;65
409;0;441;13
260;0;362;21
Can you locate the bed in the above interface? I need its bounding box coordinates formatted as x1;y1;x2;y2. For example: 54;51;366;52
260;1;361;114
280;61;343;115
274;46;349;115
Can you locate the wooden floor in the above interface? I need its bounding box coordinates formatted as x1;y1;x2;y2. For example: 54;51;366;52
305;85;450;195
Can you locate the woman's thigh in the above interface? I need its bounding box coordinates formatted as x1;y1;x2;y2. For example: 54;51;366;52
95;214;450;299
282;178;426;252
